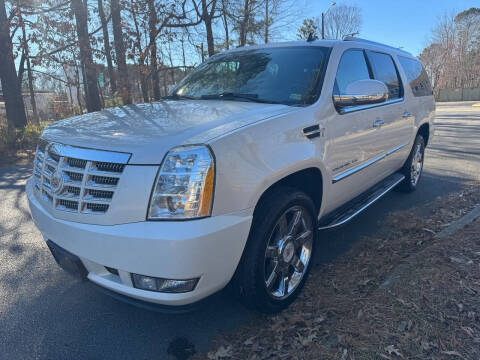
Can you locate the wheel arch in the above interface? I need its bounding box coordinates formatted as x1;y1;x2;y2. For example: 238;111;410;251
417;122;430;146
252;167;324;221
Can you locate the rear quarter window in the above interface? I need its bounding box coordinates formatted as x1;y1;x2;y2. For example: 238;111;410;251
366;51;403;100
398;56;433;97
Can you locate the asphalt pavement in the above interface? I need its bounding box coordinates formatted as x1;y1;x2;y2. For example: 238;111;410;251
0;102;478;359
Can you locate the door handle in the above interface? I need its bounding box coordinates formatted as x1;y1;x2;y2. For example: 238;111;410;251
373;120;385;128
402;111;412;118
302;124;324;139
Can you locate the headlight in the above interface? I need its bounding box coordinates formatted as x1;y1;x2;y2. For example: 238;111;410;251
147;145;215;220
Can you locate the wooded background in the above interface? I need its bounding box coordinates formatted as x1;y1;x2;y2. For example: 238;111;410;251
0;1;478;139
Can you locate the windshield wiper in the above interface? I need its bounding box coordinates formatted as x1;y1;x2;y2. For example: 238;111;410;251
200;92;279;104
162;94;197;100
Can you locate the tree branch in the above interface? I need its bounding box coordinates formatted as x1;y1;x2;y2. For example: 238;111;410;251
32;69;70;84
33;15;110;59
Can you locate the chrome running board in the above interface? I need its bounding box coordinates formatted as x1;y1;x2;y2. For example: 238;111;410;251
318;173;405;230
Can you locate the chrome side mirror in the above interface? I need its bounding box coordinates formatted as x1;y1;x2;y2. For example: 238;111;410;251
333;79;389;109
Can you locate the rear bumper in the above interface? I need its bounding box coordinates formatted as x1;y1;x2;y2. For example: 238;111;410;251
27;179;253;306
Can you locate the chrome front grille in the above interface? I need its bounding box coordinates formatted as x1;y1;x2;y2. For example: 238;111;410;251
33;140;130;214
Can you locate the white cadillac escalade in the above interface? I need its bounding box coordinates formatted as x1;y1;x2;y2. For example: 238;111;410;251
27;38;435;313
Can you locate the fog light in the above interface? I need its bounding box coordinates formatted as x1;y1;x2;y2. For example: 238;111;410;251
132;274;199;293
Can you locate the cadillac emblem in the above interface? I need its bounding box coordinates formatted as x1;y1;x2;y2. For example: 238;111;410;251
50;168;64;194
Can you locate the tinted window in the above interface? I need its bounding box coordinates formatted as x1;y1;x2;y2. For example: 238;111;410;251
172;47;330;106
366;51;402;99
398;56;433;97
334;49;370;95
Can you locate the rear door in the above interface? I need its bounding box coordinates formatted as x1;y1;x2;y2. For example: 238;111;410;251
364;50;413;174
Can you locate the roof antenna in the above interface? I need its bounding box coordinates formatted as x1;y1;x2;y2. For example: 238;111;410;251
307;32;317;42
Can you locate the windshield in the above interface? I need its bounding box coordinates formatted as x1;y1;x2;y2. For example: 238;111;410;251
171;46;331;106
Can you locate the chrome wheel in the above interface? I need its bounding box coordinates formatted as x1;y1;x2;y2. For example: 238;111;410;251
263;205;313;300
410;143;423;186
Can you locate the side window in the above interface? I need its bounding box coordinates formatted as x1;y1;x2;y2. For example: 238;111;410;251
334;49;371;95
366;51;402;99
398;56;433;97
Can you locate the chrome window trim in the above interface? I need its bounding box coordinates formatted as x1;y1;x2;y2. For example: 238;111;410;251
332;141;409;183
44;141;131;164
338;97;404;115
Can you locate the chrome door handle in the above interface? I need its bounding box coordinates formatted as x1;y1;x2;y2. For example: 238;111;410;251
302;124;324;139
373;120;385;128
402;111;412;118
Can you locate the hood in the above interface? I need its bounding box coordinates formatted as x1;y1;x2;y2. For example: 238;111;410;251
42;100;295;164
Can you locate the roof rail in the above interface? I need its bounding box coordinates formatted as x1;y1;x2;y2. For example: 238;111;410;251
343;36;412;56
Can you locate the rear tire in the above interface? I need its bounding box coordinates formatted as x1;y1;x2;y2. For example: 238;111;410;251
397;135;425;192
232;187;317;313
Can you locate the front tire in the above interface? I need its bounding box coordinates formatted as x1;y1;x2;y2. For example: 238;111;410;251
397;134;425;192
232;187;317;313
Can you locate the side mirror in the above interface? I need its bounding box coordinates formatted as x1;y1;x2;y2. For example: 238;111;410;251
333;79;389;110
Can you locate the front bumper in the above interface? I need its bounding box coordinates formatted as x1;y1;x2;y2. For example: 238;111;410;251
27;179;253;306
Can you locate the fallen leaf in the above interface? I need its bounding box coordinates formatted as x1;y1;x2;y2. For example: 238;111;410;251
295;332;317;346
385;345;403;358
440;350;464;358
243;336;255;346
207;345;233;360
461;327;474;337
422;228;436;235
357;309;363;319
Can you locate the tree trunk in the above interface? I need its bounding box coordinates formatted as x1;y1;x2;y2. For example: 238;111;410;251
264;0;269;44
17;50;26;88
221;0;229;49
111;0;132;104
130;3;149;102
98;0;116;95
148;0;160;100
181;36;186;68
74;60;84;113
201;0;216;56
71;0;102;112
21;17;39;124
239;0;250;46
0;0;27;129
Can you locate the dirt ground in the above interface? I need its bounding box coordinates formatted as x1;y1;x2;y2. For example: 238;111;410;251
202;185;480;360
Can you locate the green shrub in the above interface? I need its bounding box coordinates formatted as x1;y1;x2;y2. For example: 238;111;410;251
20;121;51;150
104;96;124;108
0;118;17;155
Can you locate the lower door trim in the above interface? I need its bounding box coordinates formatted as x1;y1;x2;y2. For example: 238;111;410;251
332;142;409;184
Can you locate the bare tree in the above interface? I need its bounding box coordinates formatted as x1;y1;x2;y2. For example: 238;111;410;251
221;0;230;49
420;8;480;94
111;0;132;104
97;0;116;95
71;0;102;112
195;0;218;56
20;12;39;124
0;0;27;129
323;4;362;40
147;0;160;100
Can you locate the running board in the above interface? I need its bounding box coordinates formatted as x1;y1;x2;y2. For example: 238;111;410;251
318;173;405;230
